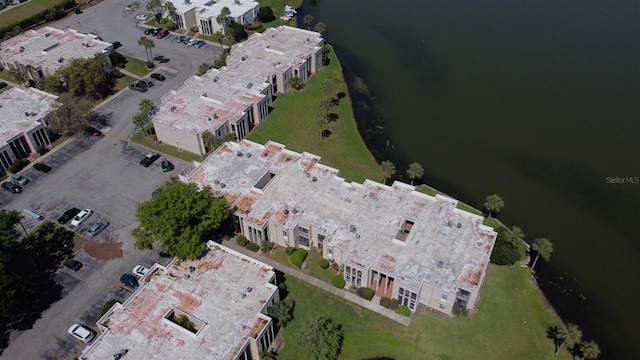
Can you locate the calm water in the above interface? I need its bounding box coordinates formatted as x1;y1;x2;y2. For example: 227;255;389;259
304;0;640;358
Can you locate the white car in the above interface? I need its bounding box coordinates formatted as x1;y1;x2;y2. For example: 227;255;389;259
135;14;148;21
133;265;150;277
68;324;95;343
187;38;198;46
70;209;93;227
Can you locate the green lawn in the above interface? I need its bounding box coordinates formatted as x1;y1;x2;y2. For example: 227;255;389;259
270;248;337;283
123;56;152;77
279;265;570;360
0;0;68;28
258;0;303;28
130;130;205;163
115;74;137;92
247;47;382;184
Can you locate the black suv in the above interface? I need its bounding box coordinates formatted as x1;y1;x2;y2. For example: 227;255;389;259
58;207;81;225
129;81;148;92
33;163;52;173
140;152;160;167
1;182;23;193
64;259;83;271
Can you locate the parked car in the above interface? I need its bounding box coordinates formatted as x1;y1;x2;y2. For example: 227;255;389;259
68;324;95;343
1;182;22;193
182;37;192;45
161;160;174;172
33;163;52;173
11;173;29;185
187;38;198;46
23;208;44;221
176;35;186;43
112;41;122;49
85;126;101;136
153;55;169;63
140;79;154;88
140;152;160;167
63;259;83;271
58;207;80;225
129;81;148;92
133;265;150;277
120;274;140;289
194;40;205;49
144;28;153;35
157;29;169;39
0;81;7;89
70;209;93;227
150;73;166;81
85;220;109;238
135;14;148;21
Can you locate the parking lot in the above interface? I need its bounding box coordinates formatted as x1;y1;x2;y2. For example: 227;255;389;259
0;1;213;357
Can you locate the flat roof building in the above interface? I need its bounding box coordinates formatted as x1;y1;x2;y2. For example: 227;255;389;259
153;26;323;155
170;0;260;35
80;242;279;360
0;26;113;81
182;140;497;316
0;87;59;175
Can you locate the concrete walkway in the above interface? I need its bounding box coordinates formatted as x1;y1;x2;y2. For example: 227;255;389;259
223;241;411;326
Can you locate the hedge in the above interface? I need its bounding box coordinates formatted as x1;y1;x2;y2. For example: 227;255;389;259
0;0;76;39
283;297;295;310
396;305;411;317
357;287;375;300
236;235;248;246
318;258;329;269
290;248;308;268
380;297;391;308
285;246;296;255
246;242;260;252
389;298;399;310
331;275;346;289
8;159;29;173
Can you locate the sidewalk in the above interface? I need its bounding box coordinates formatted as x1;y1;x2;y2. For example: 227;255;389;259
223;240;411;326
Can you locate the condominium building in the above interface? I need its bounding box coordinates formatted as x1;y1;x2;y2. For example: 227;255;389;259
0;87;59;175
181;140;498;316
0;26;113;82
170;0;260;35
153;26;323;155
80;242;279;360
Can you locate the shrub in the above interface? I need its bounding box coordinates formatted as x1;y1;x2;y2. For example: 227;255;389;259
159;18;168;24
236;235;248;246
36;145;49;155
213;53;227;69
246;21;263;31
285;246;296;255
8;159;29;173
246;242;260;252
290;248;308;268
452;304;469;317
318;258;329;269
379;297;391;308
190;25;200;33
357;287;375;300
396;306;411;317
331;275;346;289
97;299;119;321
389;298;399;310
166;20;176;31
283;297;295;310
258;7;275;22
490;233;520;265
278;282;287;291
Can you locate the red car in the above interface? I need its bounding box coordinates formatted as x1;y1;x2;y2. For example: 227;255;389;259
85;126;101;136
157;29;169;39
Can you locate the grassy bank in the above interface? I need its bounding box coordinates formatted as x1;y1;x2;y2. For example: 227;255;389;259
247;47;382;183
279;265;569;360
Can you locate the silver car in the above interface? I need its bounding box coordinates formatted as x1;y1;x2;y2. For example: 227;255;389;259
85;220;109;238
11;174;29;185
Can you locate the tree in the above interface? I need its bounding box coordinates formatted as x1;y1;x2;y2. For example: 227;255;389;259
315;117;327;139
531;237;553;271
163;1;177;21
303;15;314;30
213;31;225;52
299;316;343;360
133;112;150;136
257;7;275;22
503;225;525;248
320;79;334;100
260;240;274;254
314;22;326;34
381;160;396;185
268;300;292;328
406;162;424;185
483;194;504;219
556;323;582;356
579;340;600;360
203;132;237;152
6;67;30;88
59;56;114;99
196;63;211;76
133;98;154;137
138;37;155;64
320;98;332;121
289;76;304;90
139;98;154;118
37;72;66;94
147;0;163;21
131;180;230;260
216;7;231;33
48;93;94;134
228;22;248;42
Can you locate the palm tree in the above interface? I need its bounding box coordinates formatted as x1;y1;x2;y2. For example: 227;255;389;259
213;31;225;51
216;7;231;33
146;0;163;21
483;194;504;218
556;323;582;356
406;162;424;185
133;112;149;136
320;98;332;120
315;117;326;139
503;226;525;248
163;1;177;21
137;37;155;65
303;15;314;30
531;238;553;272
320;79;332;100
381;160;396;185
314;22;326;34
139;99;154;118
579;340;600;360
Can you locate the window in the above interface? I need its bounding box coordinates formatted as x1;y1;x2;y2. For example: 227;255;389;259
439;303;446;310
283;230;288;237
297;226;310;247
398;287;417;310
299;227;309;234
318;234;325;250
441;294;448;301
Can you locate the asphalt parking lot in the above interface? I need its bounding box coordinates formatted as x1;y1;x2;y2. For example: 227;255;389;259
0;1;213;357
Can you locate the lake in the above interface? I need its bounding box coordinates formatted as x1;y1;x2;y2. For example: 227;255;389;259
302;0;640;358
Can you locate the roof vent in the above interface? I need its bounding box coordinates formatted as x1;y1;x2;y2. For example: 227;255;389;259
220;183;226;188
170;105;176;111
246;82;252;89
25;112;30;116
456;223;462;229
213;114;218;119
246;287;252;292
241;293;246;299
214;179;220;185
350;225;357;233
241;56;246;61
284;209;289;215
246;153;252;158
183;273;191;279
306;173;311;178
189;266;196;272
207;117;211;121
45;33;51;37
19;46;25;52
213;76;218;82
292;208;298;214
30;112;36;116
58;57;64;63
312;177;317;182
237;151;243;157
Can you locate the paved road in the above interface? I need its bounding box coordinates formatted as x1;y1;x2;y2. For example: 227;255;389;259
0;0;220;358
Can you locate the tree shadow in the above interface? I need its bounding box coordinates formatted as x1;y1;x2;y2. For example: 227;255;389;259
321;129;333;138
546;325;560;353
275;270;289;300
327;113;339;122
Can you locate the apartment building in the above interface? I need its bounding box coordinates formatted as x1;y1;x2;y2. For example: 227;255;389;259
0;87;59;175
0;26;113;82
153;26;323;155
80;242;279;360
181;140;498;316
170;0;260;35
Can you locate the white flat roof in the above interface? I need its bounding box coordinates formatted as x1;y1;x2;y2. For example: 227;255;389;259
81;243;277;360
174;0;259;19
0;27;112;73
0;87;59;145
187;140;497;292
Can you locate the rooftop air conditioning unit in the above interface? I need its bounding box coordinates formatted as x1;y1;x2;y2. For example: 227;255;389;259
246;153;252;158
213;76;218;82
170;106;176;111
213;114;218;119
246;82;252;89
